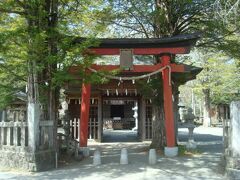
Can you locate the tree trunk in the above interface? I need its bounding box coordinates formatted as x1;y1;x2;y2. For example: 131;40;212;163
47;0;59;151
25;0;59;151
150;105;165;149
203;88;211;127
26;7;43;151
172;83;180;145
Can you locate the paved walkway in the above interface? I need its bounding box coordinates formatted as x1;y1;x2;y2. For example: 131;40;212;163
0;127;227;180
102;129;138;142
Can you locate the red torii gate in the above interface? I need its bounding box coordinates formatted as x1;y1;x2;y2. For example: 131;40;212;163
78;34;200;154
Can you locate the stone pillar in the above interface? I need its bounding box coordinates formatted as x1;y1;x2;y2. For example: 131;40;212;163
27;103;40;152
161;54;178;157
0;110;2;121
7;127;11;146
0;126;4;145
1;110;6;122
230;101;240;157
226;101;240;179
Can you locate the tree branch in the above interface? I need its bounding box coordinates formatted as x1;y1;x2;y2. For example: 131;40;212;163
0;8;26;15
111;21;146;34
129;1;154;27
0;64;27;82
128;11;149;38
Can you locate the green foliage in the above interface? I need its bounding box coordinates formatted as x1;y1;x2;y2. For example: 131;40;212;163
137;76;164;106
197;55;240;104
180;51;240;107
109;1;224;38
0;11;27;107
0;0;111;108
108;0;240;62
58;1;112;36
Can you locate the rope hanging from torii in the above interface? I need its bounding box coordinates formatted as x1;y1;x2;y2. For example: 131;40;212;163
87;65;172;86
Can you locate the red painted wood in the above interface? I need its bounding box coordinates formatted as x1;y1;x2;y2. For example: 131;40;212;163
161;55;176;147
69;64;185;74
169;64;185;72
90;47;190;55
80;83;91;147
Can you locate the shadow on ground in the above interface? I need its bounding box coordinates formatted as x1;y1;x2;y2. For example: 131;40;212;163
0;127;226;180
11;151;225;180
102;130;138;143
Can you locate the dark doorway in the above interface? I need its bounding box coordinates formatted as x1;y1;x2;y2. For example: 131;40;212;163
102;99;138;142
111;105;124;118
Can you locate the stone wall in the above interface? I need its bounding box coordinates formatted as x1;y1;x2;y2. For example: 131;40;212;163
0;149;55;171
0;107;56;172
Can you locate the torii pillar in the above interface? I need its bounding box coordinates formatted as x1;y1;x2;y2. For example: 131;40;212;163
161;54;178;157
80;83;91;147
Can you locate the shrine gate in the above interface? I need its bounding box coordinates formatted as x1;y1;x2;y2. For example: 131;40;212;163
65;33;201;156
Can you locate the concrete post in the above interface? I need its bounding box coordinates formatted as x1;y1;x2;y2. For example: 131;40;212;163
93;150;101;165
120;148;128;165
149;149;157;165
80;147;90;157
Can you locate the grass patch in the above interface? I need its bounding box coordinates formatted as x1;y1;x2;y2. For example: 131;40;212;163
178;145;202;156
140;145;201;157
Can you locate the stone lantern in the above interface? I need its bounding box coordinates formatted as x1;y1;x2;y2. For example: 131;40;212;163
183;108;197;149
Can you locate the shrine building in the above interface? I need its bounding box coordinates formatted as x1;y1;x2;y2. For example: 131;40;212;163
64;33;202;156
